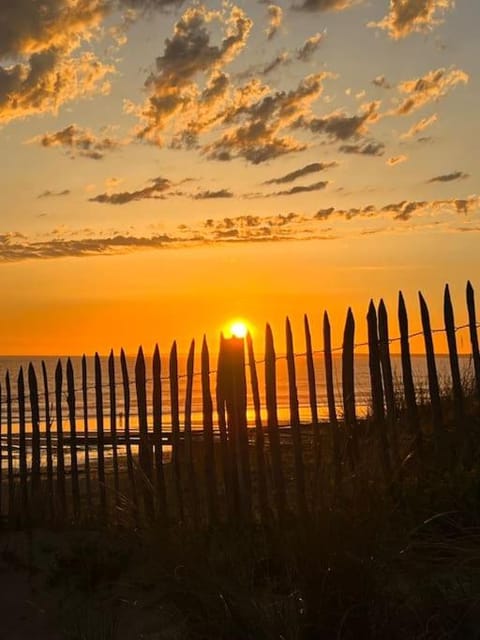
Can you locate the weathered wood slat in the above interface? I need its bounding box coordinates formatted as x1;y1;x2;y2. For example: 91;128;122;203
419;293;443;437
466;281;480;403
304;314;320;454
17;369;29;518
81;356;92;509
66;359;80;517
55;361;67;519
286;318;307;516
246;332;268;521
42;362;54;517
94;354;107;517
152;344;167;520
265;324;286;519
342;309;358;466
184;340;199;526
398;292;423;457
135;347;154;519
444;285;465;432
378;301;400;463
6;372;14;519
28;364;41;496
0;384;2;517
108;351;120;504
201;337;217;524
169;342;184;522
367;302;391;483
323;311;341;492
120;349;138;515
216;336;234;519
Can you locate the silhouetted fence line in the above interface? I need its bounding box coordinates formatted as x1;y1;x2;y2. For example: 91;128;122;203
1;281;480;527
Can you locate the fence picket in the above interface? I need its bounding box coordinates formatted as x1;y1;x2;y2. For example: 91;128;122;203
201;337;217;525
28;364;41;497
55;361;67;519
94;354;107;518
184;340;199;525
120;349;138;516
378;301;400;463
444;285;465;433
323;311;341;493
170;342;184;522
342;309;358;466
42;362;54;518
286;318;307;516
108;351;120;505
66;359;80;517
135;347;154;519
265;324;286;520
419;293;443;437
6;372;14;519
152;344;167;520
466;281;480;403
81;356;92;510
304;315;320;452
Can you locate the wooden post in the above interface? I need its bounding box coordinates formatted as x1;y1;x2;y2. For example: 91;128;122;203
286;318;307;517
42;362;54;519
246;332;269;522
201;337;218;525
216;337;234;519
367;302;391;483
466;281;480;403
6;373;14;519
419;293;443;438
184;340;199;526
135;347;154;520
152;344;167;520
81;356;92;510
323;311;341;494
108;351;120;506
66;359;80;518
444;285;465;433
55;361;67;520
377;301;399;446
18;368;29;519
398;292;423;457
169;342;184;522
120;349;138;516
304;315;319;448
94;353;107;518
342;309;358;466
28;364;41;497
265;324;286;520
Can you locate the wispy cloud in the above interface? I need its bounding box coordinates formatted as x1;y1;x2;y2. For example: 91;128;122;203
89;177;171;204
266;5;283;39
370;0;455;39
264;161;338;185
427;171;470;183
30;124;121;160
37;189;71;198
386;155;408;166
393;67;468;116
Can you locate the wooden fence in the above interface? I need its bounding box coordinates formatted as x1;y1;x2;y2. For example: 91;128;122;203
1;281;480;528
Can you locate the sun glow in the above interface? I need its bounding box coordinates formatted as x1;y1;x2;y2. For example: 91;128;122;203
228;319;249;339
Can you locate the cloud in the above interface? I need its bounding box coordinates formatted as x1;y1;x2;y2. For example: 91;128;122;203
269;180;329;196
372;75;392;89
30;124;121;159
38;189;71;198
266;5;283;40
394;67;468;116
427;171;470;183
134;5;252;145
261;52;291;75
400;113;438;139
296;33;325;61
204;72;331;163
192;189;234;199
386;155;408;166
89;176;172;204
0;0;114;124
370;0;454;39
296;100;381;142
264;161;338;184
339;140;385;156
294;0;360;12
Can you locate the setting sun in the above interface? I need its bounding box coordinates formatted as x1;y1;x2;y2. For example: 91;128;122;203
228;320;249;339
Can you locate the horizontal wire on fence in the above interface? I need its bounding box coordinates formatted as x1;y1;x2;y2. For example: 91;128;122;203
1;321;479;409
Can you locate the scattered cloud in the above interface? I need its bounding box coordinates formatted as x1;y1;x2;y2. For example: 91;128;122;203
89;176;171;204
387;155;408;166
372;75;392;89
192;189;234;199
370;0;455;39
394;67;468;116
264;161;338;184
270;180;329;196
427;171;470;183
294;0;360;13
400;113;438;139
339;140;385;156
296;33;325;61
266;5;283;40
296;100;381;143
30;124;122;159
38;189;71;198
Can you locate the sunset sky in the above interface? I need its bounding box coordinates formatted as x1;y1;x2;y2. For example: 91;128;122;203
0;0;478;355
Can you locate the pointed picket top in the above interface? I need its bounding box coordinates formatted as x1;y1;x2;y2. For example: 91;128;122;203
323;309;331;332
286;317;294;351
265;323;275;356
367;298;376;321
170;340;178;361
55;359;63;386
153;343;161;370
202;334;210;365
